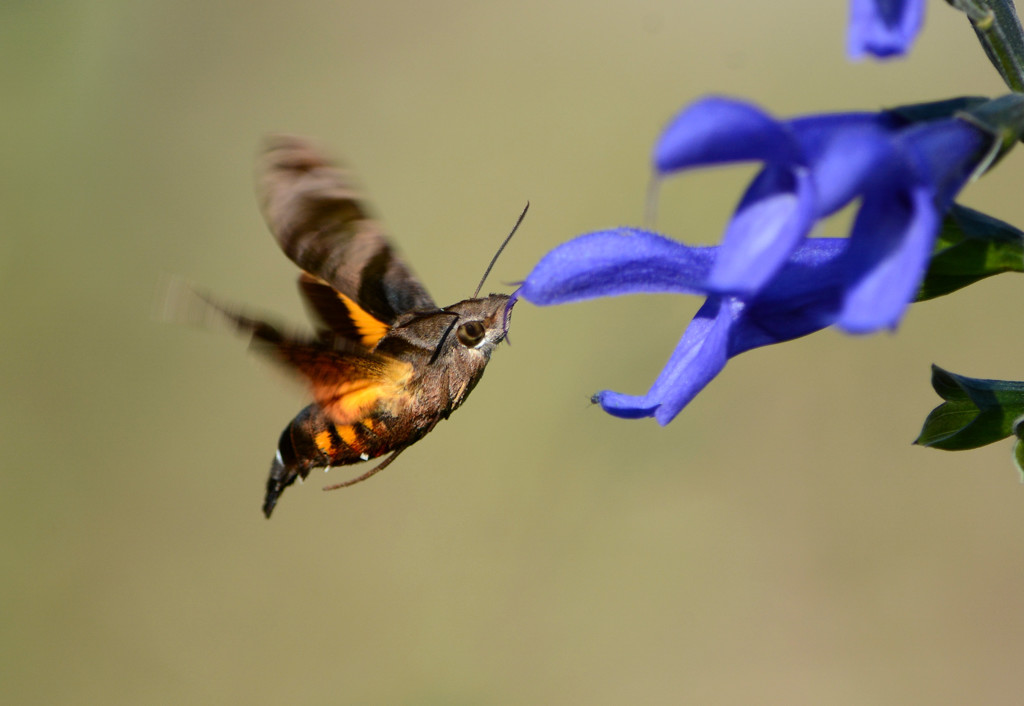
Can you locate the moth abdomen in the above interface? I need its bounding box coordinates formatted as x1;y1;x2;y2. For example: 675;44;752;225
262;404;396;517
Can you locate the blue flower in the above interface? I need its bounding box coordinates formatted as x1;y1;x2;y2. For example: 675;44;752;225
654;97;994;331
515;94;1000;425
847;0;926;59
517;231;849;425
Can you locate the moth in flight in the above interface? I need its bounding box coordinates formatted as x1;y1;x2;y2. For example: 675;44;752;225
199;136;521;517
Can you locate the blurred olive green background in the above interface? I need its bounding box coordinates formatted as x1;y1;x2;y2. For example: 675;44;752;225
4;2;1024;704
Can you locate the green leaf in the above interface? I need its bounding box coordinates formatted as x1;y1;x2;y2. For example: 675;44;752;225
916;204;1024;301
887;96;990;125
887;95;1024;156
915;365;1024;450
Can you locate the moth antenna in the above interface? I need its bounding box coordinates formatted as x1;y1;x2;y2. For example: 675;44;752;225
473;201;529;298
321;447;407;491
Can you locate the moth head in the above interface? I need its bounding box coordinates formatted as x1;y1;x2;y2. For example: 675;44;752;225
437;200;524;359
440;293;512;359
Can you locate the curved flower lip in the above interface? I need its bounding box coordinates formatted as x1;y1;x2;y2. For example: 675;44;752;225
656;99;900;219
518;229;850;425
654;98;901;296
654;97;800;173
837;184;938;332
847;0;925;60
517;228;850;306
788;114;902;215
833;119;995;332
516;229;716;305
595;297;735;425
706;164;816;294
898;119;994;206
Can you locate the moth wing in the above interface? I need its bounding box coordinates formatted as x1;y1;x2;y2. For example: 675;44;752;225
297;272;391;351
196;293;413;426
271;338;413;427
257;135;436;327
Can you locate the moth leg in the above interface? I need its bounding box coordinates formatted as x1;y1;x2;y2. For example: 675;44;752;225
322;447;407;491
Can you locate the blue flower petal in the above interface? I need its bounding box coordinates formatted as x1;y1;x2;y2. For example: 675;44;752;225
708;165;816;294
591;392;660;420
517;229;715;305
655;97;800;174
732;238;849;351
650;298;738;425
790;115;900;215
838;185;938;332
596;297;736;425
590;237;851;425
834;119;991;332
900;119;993;208
847;0;925;60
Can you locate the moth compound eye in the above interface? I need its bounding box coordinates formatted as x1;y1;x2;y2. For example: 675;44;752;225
456;321;486;347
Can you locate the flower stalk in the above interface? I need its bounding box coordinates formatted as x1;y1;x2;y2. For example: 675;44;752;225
950;0;1024;91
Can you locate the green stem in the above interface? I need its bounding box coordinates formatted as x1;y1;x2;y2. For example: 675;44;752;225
951;0;1024;92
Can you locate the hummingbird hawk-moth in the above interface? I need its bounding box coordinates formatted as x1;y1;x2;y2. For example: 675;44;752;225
201;136;520;518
